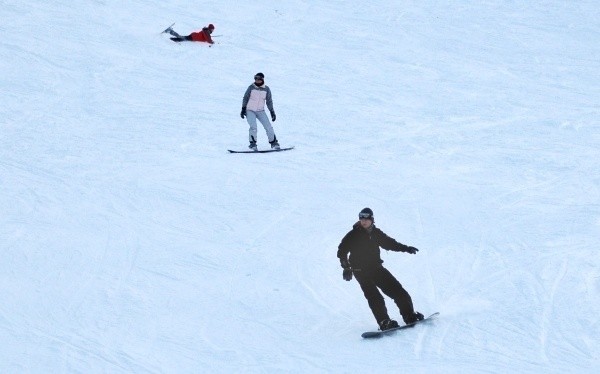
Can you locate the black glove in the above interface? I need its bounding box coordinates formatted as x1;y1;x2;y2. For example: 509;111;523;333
340;258;352;281
343;268;353;281
270;110;276;122
240;107;246;119
405;246;419;254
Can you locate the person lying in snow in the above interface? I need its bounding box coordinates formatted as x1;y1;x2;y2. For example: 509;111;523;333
165;24;215;44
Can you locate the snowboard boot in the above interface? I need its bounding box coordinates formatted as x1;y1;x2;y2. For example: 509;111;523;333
248;141;258;151
269;137;280;150
403;311;424;325
378;318;399;331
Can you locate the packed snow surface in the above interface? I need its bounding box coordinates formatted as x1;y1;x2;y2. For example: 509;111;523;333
1;1;599;372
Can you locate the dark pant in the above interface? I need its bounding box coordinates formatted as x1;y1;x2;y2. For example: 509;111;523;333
354;266;415;324
168;29;192;42
170;35;192;42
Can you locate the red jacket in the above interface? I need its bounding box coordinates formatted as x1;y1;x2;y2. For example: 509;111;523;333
189;27;214;44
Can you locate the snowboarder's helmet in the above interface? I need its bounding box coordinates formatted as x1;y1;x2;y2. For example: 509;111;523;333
208;24;215;30
254;72;265;80
359;207;374;220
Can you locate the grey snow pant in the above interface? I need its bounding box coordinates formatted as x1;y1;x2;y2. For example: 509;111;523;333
246;110;276;144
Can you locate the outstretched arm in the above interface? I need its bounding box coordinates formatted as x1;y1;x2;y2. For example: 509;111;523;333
378;230;418;254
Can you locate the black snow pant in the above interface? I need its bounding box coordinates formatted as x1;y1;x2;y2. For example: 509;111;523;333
167;29;192;42
353;266;415;324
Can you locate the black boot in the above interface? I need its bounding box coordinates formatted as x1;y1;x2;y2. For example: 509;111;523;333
269;136;280;150
403;311;424;325
378;318;399;331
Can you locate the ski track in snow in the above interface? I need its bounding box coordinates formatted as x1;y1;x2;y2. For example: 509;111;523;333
2;0;600;372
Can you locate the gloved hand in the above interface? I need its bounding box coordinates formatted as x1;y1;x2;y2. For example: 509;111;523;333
240;107;246;119
270;110;276;122
343;268;353;281
405;246;419;254
340;258;352;281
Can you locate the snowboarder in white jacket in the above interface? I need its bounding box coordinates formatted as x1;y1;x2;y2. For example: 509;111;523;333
240;73;280;150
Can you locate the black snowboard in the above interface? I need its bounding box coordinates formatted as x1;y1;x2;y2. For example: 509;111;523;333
361;312;439;339
228;146;294;154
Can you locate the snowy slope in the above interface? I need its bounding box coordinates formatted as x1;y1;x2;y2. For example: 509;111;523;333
1;0;599;372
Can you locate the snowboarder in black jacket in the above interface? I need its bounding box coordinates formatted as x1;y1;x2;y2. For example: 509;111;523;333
337;208;424;330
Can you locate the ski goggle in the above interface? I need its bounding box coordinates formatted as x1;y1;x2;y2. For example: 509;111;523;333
254;76;264;80
359;212;373;219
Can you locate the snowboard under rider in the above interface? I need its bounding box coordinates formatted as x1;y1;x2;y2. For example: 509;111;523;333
240;73;280;151
337;208;424;331
165;24;215;44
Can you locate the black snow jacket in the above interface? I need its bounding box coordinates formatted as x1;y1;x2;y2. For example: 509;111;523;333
337;222;413;271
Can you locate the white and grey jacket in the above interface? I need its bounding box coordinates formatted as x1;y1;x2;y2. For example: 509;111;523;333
242;84;274;112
